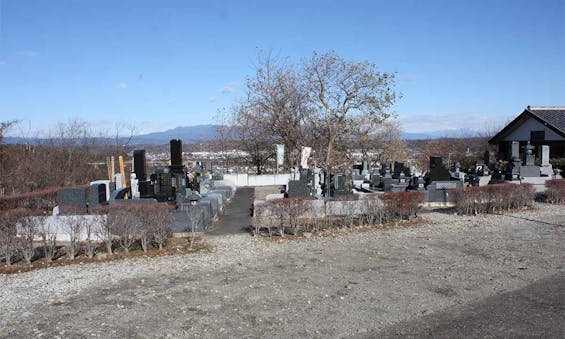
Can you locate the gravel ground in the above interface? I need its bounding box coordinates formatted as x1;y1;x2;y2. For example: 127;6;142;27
0;203;563;338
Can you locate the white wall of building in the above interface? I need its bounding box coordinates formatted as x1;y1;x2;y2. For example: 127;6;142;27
223;173;291;187
503;117;563;141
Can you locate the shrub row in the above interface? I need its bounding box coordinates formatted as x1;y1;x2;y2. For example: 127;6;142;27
0;204;175;266
0;187;59;212
253;192;425;236
452;183;535;215
544;179;565;204
381;191;425;221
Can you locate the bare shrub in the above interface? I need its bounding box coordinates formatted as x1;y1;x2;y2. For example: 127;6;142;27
136;206;152;253
38;216;58;262
148;205;174;250
137;204;173;251
360;194;384;226
186;205;202;248
251;203;276;236
266;198;310;236
453;183;535;215
62;215;82;260
17;210;41;265
0;209;23;265
545;179;565;204
382;191;425;221
111;206;140;254
81;215;99;258
91;206;114;254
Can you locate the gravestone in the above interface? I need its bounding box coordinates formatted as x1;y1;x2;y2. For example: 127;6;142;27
371;171;382;188
519;141;540;177
505;141;522;180
426;181;463;203
57;188;87;215
414;176;425;190
361;161;369;176
391;172;409;191
484;150;496;167
89;183;107;208
133;150;147;180
332;174;352;196
393;161;406;179
114;173;123;190
524;141;535;166
170;139;184;173
510;141;520;161
428;156;450;182
288;180;312;198
539;145;553;176
194;162;202;176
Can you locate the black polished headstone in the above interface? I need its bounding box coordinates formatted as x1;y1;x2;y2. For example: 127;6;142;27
428;156;450;181
88;183;107;208
393;161;405;178
133;150;147;181
57;188;87;215
170;139;183;174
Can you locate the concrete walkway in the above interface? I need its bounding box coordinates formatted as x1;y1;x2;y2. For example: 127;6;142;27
206;186;254;236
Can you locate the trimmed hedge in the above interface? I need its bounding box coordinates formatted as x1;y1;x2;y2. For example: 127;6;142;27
381;191;425;221
545;179;565;204
0;187;59;211
453;183;535;215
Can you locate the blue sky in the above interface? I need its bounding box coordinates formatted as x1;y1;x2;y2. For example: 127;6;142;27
0;0;563;136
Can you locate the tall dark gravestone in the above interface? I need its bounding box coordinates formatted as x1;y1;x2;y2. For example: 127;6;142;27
170;139;183;173
133;150;147;181
428;156;450;182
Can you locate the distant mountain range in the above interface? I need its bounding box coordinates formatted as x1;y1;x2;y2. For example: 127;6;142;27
3;125;480;145
130;125;220;144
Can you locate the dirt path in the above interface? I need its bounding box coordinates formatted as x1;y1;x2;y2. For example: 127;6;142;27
0;204;563;338
206;186;254;236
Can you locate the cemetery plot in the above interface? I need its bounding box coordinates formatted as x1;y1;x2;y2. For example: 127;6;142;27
0;203;562;338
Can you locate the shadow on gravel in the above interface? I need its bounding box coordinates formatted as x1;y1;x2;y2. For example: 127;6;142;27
360;272;565;339
491;213;565;227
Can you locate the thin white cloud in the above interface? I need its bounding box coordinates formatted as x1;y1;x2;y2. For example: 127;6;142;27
16;50;39;58
209;96;218;103
116;82;128;89
220;85;234;94
0;59;6;66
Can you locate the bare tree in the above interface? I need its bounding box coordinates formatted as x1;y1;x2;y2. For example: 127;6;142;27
0;120;18;195
231;104;275;174
353;119;407;167
245;51;309;167
303;51;397;169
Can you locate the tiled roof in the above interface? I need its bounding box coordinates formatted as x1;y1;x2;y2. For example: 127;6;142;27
489;106;565;144
527;107;565;134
